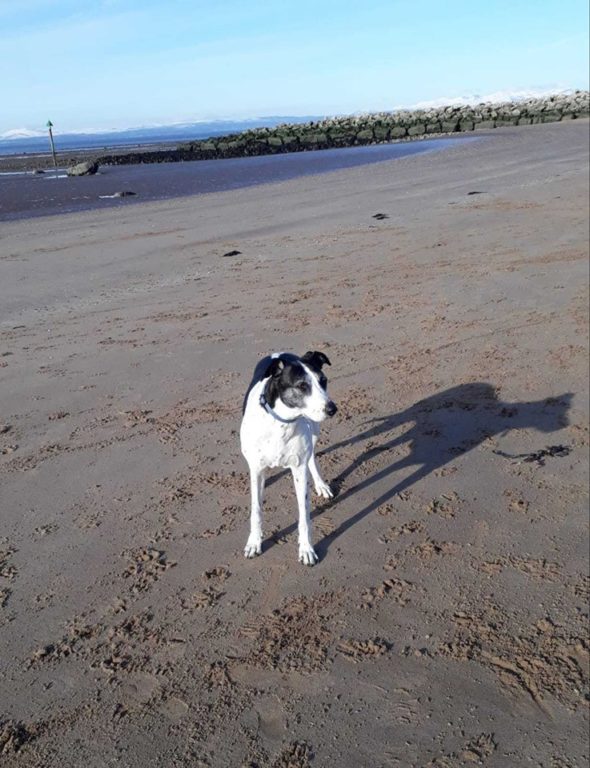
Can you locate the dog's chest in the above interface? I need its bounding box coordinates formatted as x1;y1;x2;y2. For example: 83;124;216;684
241;416;311;470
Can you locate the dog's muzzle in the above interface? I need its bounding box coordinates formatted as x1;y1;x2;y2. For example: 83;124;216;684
325;401;338;417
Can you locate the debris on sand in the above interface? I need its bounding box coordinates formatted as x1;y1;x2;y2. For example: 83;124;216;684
492;444;572;465
0;719;36;755
98;190;137;199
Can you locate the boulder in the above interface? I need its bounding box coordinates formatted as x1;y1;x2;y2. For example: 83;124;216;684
474;120;496;130
373;124;390;141
327;128;353;146
355;129;374;143
390;126;408;139
278;134;299;151
225;139;248;155
247;139;271;155
67;161;99;176
300;132;329;149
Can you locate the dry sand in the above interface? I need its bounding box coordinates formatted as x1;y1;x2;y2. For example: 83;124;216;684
0;120;588;767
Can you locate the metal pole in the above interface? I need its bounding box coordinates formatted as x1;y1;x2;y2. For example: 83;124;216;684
47;120;58;178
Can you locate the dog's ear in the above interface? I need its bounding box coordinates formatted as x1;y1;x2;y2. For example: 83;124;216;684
266;357;286;378
302;351;331;370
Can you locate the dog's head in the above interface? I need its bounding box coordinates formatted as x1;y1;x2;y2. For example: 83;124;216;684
264;351;337;422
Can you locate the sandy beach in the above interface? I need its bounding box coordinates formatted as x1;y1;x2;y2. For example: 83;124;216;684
1;119;588;767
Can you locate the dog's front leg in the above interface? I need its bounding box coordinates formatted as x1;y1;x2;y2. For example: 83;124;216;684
244;465;265;558
307;424;333;499
291;464;318;565
308;451;334;499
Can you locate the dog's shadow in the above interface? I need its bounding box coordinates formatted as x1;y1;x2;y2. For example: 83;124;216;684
266;382;572;559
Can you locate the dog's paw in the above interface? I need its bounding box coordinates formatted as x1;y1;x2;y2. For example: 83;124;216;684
298;544;318;566
244;536;262;558
313;479;334;499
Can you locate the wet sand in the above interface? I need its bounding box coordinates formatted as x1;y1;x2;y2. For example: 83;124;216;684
0;120;588;767
0;137;467;222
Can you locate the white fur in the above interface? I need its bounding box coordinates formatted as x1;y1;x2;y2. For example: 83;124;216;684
240;361;334;565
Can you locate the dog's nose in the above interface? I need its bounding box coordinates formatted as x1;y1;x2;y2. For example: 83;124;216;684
325;401;337;417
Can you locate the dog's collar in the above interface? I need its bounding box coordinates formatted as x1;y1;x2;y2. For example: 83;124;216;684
259;393;300;424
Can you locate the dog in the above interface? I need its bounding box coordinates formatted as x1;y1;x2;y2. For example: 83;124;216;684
240;351;337;565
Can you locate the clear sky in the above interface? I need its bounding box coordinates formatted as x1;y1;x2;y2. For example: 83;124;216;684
1;0;588;134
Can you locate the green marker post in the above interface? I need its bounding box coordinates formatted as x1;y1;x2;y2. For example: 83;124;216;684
46;120;58;177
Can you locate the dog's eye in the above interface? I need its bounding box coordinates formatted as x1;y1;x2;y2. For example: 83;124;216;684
297;382;310;393
319;376;327;389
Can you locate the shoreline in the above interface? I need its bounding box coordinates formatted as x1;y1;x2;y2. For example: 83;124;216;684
1;119;588;767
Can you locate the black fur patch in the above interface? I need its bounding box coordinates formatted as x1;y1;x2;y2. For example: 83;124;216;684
266;360;309;409
242;353;299;413
301;351;330;390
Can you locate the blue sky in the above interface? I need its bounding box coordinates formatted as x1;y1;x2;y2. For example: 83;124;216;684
0;0;588;134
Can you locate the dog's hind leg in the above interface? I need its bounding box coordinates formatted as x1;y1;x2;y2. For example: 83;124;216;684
292;464;318;565
308;430;334;499
244;465;265;558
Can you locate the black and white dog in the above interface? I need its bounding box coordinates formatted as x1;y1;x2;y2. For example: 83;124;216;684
240;351;337;565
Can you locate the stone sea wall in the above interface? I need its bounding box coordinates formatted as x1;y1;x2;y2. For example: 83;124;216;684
98;91;589;166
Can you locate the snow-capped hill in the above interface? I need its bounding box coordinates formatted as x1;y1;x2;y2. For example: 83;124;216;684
0;128;46;140
403;88;572;110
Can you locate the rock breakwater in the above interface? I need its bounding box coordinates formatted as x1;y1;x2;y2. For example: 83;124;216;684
96;92;589;167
